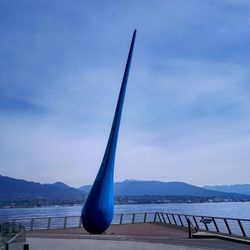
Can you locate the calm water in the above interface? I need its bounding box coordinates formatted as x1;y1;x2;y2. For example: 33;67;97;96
0;202;250;220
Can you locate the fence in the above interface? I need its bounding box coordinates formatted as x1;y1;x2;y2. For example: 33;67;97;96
157;212;250;238
1;212;250;239
1;212;156;231
0;222;27;250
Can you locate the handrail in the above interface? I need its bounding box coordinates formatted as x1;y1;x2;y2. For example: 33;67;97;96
156;211;250;222
1;212;157;221
160;212;250;226
3;212;249;222
1;215;81;221
6;229;25;244
1;211;250;239
158;212;250;238
0;223;26;249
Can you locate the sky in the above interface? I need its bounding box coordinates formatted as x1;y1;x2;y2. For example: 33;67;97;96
1;0;250;187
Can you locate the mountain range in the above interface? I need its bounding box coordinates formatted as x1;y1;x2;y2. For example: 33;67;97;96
79;179;249;198
204;184;250;196
1;175;249;207
0;175;85;203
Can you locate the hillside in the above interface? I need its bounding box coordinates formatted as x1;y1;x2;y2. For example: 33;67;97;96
79;180;248;198
2;175;249;208
204;184;250;195
0;175;85;202
50;182;71;189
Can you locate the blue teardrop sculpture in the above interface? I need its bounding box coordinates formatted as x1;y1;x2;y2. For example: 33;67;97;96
81;30;137;234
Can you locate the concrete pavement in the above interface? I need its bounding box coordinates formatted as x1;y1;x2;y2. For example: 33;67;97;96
27;238;206;250
27;223;250;250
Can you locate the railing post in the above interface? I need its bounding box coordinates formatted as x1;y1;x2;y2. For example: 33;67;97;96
224;219;232;234
12;219;15;233
157;212;162;223
132;213;135;224
212;218;219;232
178;215;183;226
79;217;82;227
166;213;171;224
64;217;67;229
192;216;199;229
154;212;157;222
119;214;123;224
30;219;34;231
201;217;209;231
47;218;51;230
161;213;166;223
172;214;177;225
23;244;29;250
238;220;246;237
143;213;147;223
6;243;9;250
187;218;192;239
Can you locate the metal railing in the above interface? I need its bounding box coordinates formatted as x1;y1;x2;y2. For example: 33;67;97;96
1;212;250;239
5;230;27;250
0;222;27;250
157;212;250;239
4;212;157;231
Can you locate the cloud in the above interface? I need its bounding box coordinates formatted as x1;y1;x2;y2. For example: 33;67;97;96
0;0;250;186
0;97;47;114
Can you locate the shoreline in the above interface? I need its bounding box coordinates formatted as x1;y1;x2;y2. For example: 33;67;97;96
0;200;249;209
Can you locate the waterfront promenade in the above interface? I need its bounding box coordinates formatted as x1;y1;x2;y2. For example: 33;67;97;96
27;223;250;250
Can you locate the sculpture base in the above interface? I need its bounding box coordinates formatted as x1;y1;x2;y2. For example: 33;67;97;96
81;207;113;234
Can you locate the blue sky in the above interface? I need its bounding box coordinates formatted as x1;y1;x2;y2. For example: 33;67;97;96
1;0;250;187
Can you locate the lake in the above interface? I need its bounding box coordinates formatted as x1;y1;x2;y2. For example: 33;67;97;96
1;202;250;220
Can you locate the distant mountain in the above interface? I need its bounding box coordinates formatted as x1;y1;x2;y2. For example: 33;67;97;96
79;184;91;193
2;174;248;208
0;175;85;202
204;184;250;195
79;180;248;198
50;182;71;189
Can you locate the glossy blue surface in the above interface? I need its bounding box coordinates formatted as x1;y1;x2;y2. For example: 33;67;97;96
81;30;136;234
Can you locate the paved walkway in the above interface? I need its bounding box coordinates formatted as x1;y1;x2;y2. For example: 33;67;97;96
27;238;205;250
27;223;250;250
